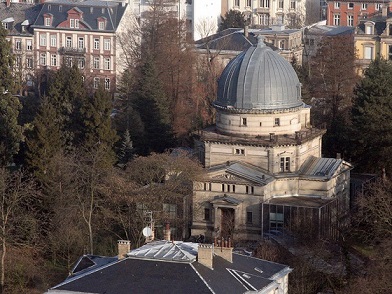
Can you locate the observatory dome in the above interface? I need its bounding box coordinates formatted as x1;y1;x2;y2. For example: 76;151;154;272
215;37;303;111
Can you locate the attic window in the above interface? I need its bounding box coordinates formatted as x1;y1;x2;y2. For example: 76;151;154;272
365;24;373;35
48;4;51;11
98;21;105;30
59;5;62;12
45;17;51;26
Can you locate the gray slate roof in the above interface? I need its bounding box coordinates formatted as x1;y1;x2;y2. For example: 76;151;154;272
32;0;127;32
0;3;40;35
49;240;291;294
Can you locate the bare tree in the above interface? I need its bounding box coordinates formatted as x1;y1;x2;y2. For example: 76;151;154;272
0;169;37;293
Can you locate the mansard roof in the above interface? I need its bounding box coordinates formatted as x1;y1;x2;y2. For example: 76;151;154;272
32;0;127;32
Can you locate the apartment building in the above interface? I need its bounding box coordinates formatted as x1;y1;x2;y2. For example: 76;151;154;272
1;0;134;93
326;0;390;26
221;0;320;28
133;0;221;40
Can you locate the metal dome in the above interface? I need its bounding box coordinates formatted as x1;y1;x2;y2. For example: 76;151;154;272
215;37;303;110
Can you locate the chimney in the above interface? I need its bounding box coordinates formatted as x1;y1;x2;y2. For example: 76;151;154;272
117;240;131;260
214;237;233;263
6;0;10;8
198;244;214;269
244;25;249;38
164;222;171;241
336;153;341;159
269;133;275;142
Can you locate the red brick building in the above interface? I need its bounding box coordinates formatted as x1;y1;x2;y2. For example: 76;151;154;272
326;0;391;26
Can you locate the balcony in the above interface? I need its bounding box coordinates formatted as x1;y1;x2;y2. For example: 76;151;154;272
256;7;269;13
59;47;86;55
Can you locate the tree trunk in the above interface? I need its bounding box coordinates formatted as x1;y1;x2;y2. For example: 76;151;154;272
1;233;6;294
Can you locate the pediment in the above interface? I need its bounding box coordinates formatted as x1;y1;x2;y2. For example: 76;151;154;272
211;173;249;183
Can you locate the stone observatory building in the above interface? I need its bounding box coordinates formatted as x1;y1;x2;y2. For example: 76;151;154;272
191;37;352;241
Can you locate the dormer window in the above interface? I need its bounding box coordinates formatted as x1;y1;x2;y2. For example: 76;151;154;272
59;5;62;12
365;22;374;35
98;21;105;30
45;17;51;26
70;18;80;28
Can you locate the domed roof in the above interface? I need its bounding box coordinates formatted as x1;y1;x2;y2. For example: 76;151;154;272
215;38;303;111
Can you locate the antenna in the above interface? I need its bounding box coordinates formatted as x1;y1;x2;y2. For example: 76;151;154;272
142;211;154;243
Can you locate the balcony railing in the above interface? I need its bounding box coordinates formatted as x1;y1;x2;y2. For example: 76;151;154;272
59;47;86;55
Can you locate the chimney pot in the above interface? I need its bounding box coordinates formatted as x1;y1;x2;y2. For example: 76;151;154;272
117;240;131;260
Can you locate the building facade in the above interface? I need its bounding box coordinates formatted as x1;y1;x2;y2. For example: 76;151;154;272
326;0;390;26
191;37;352;241
133;0;221;41
222;0;318;28
1;0;134;93
354;7;392;73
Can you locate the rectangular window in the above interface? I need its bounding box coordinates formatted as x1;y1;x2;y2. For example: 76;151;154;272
104;78;110;90
235;148;245;155
246;186;254;194
221;184;225;192
259;13;269;25
361;3;367;10
347;15;354;26
389;45;392;60
278;0;283;9
204;208;210;221
163;203;176;219
280;157;290;172
203;182;211;191
104;39;111;50
333;14;340;26
78;58;85;69
104;58;110;70
26;39;32;50
40;53;46;66
45;17;51;26
246;0;251;7
39;34;46;46
98;21;104;30
78;37;84;49
260;0;270;8
234;0;239;7
274;118;280;126
364;46;373;60
15;39;21;50
93;57;100;69
376;3;382;10
75;19;79;28
290;0;296;9
348;2;354;9
242;117;247;126
66;36;72;47
94;38;99;50
93;77;99;89
334;2;340;9
15;56;21;68
50;35;57;47
50;54;57;66
70;19;75;28
246;211;253;224
26;57;33;68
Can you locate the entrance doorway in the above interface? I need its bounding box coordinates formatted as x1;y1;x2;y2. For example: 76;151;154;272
220;208;235;239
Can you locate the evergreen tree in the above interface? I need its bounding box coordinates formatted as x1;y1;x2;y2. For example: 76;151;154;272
25;97;63;181
351;58;392;175
219;10;247;31
46;64;86;150
132;59;174;154
80;85;117;163
118;129;134;165
0;26;22;166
